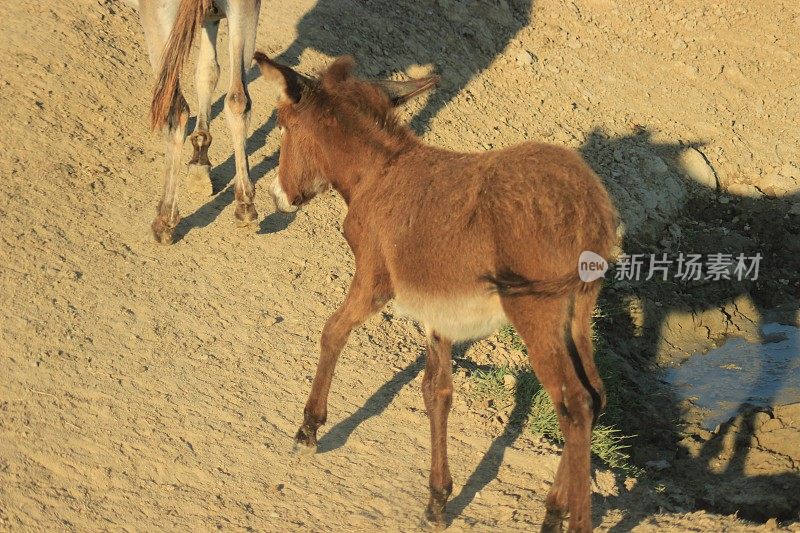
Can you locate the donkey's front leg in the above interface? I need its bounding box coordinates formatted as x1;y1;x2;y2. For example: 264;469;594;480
295;270;386;451
421;330;454;528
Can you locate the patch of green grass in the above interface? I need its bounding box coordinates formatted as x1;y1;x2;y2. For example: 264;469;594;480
469;366;514;404
527;386;637;472
497;324;527;352
471;325;641;476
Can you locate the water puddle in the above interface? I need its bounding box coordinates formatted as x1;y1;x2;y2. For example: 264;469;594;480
665;322;800;429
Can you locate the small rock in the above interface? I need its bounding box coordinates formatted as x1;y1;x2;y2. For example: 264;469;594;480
672;38;687;50
759;171;798;197
516;50;534;65
624;477;637;492
790;203;800;216
645;459;671;471
592;470;618;497
567;38;582;50
763;518;779;530
643;154;670;176
503;374;517;390
679;147;717;189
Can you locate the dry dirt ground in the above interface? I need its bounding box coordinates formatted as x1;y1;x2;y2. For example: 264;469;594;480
1;0;799;530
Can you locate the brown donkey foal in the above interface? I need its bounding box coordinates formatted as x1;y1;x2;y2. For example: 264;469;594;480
255;53;617;532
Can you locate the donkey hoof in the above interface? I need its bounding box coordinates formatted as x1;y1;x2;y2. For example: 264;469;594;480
540;510;565;533
292;425;318;454
423;487;450;530
234;202;258;227
422;506;446;530
187;164;213;197
151;215;179;245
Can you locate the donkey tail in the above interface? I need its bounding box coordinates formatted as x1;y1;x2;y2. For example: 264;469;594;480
482;268;600;298
150;0;213;130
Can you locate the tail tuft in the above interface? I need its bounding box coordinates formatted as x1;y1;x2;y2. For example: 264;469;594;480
150;0;212;130
482;268;598;298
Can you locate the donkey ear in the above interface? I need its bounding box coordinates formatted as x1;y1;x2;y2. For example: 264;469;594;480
253;52;309;104
374;76;440;106
322;56;356;89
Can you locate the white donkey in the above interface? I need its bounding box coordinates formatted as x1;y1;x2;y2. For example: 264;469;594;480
125;0;261;244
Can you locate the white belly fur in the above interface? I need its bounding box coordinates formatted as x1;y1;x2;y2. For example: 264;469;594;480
393;291;508;342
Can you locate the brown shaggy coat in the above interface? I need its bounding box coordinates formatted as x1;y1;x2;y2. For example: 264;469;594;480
256;53;617;532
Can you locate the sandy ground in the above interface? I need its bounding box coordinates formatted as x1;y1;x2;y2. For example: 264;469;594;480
1;0;799;530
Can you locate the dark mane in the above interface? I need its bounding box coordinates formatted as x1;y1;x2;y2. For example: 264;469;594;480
319;78;417;154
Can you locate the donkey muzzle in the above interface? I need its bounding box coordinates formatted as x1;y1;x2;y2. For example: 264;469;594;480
270;178;299;213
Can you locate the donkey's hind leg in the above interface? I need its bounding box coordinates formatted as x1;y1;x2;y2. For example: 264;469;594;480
151;103;189;244
223;0;259;226
421;330;454;528
570;290;606;421
502;294;601;533
140;0;188;244
187;20;220;197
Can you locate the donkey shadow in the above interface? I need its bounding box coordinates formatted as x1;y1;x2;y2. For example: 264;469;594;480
579;128;800;526
176;0;534;239
446;128;799;525
273;0;534;134
317;353;425;453
315;339;477;454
